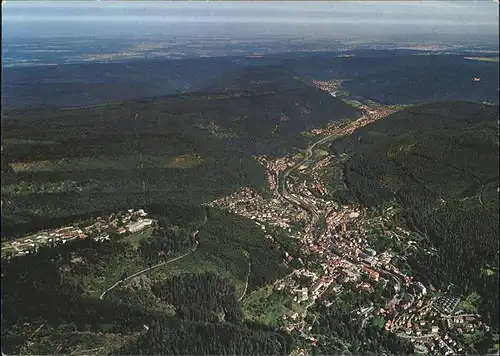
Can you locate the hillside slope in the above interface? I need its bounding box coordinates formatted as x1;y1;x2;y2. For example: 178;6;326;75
332;102;499;326
1;70;361;237
201;66;362;150
2;56;267;109
283;54;499;105
1;206;292;355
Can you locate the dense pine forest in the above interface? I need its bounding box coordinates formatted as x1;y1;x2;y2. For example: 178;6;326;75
310;281;415;355
1;206;292;355
1;67;361;239
331;102;500;328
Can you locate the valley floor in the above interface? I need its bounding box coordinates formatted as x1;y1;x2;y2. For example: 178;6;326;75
2;104;497;355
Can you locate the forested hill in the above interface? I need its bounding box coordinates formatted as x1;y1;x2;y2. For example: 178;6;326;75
282;54;500;105
1;206;293;355
4;52;498;109
203;65;305;92
331;101;499;328
332;102;499;206
1;74;360;238
202;65;362;139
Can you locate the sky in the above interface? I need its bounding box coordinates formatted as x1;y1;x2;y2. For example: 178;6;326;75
2;1;499;39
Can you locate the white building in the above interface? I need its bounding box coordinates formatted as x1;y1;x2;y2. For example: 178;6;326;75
127;219;153;233
416;282;427;296
296;287;308;302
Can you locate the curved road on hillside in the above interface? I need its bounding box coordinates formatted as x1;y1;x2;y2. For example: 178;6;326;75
239;260;252;301
278;132;340;229
100;236;199;300
277;116;369;236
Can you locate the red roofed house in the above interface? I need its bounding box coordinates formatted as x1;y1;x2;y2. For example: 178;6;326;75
362;266;380;281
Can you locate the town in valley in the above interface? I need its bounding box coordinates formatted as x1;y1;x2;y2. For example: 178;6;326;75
2;103;490;356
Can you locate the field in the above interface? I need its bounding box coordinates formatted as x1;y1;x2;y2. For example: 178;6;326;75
313;149;330;159
123;227;155;249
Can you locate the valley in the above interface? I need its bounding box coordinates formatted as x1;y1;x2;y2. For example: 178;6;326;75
2;97;498;355
2;1;499;354
208;103;498;355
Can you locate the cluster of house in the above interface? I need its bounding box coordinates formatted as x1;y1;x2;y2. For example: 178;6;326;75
208;129;492;354
255;155;295;174
275;209;487;353
311;79;342;99
314;156;333;170
251;174;461;348
276;227;394;304
358;105;396;121
379;285;487;355
275;269;335;305
290;170;330;199
254;155;297;191
208;187;307;230
2;208;155;259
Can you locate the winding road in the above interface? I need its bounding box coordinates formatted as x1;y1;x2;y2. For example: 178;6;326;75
239;260;252;301
277;114;371;238
99;239;199;300
278;132;340;230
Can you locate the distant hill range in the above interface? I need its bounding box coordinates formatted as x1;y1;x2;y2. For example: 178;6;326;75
282;54;499;105
2;51;498;109
1;66;361;238
201;65;304;92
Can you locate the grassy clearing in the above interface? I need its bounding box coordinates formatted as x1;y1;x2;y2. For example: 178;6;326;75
457;292;481;313
461;330;486;348
2;138;58;145
9;154;203;173
147;250;247;295
301;131;317;139
314;149;330;159
320;164;348;193
123;227;154;249
481;268;496;277
293;152;304;161
365;100;412;110
345;99;364;108
242;285;297;328
62;251;146;298
195;121;238;139
166;154;204;169
21;327;142;356
372;316;385;328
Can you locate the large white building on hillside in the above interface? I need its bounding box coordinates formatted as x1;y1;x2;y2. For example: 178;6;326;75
127;219;153;233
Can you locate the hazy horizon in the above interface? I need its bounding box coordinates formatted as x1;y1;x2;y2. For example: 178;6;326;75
2;1;499;40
